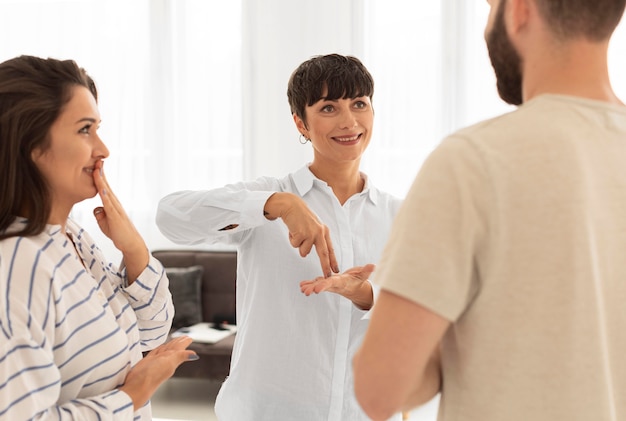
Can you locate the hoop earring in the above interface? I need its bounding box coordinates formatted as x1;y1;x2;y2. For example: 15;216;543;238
299;134;310;144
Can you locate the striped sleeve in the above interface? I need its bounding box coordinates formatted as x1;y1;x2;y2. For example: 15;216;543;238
69;221;174;352
120;256;174;350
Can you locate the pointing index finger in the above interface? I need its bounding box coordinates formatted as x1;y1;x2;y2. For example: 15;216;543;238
325;230;339;274
314;236;334;278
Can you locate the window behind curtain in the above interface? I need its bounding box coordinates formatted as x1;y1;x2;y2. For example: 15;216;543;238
360;1;447;199
361;1;512;199
1;0;625;258
362;0;626;199
0;0;243;259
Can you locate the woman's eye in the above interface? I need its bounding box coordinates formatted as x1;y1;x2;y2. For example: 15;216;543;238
321;104;335;112
354;100;367;109
79;124;92;134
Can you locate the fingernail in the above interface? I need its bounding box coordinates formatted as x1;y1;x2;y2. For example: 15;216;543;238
326;272;331;278
188;354;199;361
102;188;107;196
99;168;103;176
334;266;340;273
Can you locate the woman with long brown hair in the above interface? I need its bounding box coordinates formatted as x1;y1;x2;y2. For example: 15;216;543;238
0;55;197;420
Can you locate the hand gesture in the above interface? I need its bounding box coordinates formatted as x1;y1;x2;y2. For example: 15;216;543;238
300;264;376;310
92;160;149;281
265;192;339;277
119;336;198;410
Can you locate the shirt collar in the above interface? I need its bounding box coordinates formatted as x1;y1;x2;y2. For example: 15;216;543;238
292;164;379;205
5;216;64;237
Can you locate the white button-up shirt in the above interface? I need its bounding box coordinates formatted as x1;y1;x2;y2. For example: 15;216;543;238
156;165;402;421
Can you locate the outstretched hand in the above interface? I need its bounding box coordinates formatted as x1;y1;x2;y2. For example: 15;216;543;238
119;336;198;410
300;264;376;310
92;160;149;281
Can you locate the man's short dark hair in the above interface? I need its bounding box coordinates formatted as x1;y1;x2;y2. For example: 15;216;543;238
535;0;626;41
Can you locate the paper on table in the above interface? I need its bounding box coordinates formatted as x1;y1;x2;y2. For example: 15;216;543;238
171;322;237;344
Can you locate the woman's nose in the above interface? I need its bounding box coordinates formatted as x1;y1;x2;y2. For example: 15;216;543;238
94;134;110;158
339;110;358;129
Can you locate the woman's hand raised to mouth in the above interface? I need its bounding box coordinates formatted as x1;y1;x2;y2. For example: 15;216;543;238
92;159;149;283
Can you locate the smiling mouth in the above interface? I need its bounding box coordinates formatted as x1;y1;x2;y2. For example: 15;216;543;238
333;134;361;142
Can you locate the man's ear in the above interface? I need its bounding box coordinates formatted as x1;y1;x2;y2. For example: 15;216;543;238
507;0;531;34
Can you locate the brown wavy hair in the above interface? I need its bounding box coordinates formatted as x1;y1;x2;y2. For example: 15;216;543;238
0;55;97;240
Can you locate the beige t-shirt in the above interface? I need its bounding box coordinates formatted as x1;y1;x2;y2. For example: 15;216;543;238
376;95;626;420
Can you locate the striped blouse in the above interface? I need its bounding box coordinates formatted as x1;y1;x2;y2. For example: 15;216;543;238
0;218;173;420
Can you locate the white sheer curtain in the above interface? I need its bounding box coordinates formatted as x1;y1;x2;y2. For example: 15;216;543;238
0;0;243;259
135;0;243;252
1;0;625;263
363;1;626;199
361;1;510;198
361;2;449;199
2;1;625;419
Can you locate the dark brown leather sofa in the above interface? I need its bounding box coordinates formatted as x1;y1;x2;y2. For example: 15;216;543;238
152;249;237;381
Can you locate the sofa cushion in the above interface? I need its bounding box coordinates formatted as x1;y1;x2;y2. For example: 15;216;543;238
166;265;204;329
153;250;237;325
152;249;237;381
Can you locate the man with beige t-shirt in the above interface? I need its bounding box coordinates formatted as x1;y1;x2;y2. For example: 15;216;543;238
352;0;626;420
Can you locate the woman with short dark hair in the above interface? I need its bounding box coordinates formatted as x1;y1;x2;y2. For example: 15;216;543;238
157;54;403;420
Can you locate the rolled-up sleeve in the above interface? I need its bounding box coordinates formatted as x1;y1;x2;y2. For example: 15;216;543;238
156;179;278;246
